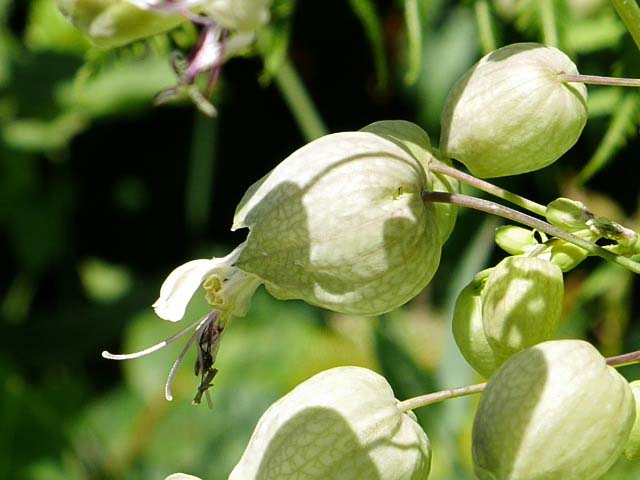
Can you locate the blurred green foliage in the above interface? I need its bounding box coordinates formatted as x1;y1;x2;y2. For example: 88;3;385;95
1;0;640;479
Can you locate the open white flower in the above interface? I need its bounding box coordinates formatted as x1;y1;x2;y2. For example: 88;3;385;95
103;243;261;405
104;123;446;404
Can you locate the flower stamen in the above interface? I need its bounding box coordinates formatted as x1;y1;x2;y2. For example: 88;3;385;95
101;313;212;360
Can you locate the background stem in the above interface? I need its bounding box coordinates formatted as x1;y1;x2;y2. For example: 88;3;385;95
273;57;329;142
539;0;559;46
474;0;497;54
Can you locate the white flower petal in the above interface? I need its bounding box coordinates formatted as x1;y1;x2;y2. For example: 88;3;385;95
153;259;218;322
165;474;203;480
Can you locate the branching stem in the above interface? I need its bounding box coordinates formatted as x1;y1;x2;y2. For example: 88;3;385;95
422;191;640;274
430;162;547;216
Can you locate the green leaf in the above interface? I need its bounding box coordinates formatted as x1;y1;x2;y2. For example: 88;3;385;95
348;0;389;90
578;91;640;184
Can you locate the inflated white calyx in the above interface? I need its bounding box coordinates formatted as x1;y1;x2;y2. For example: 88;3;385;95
360;120;459;243
440;43;588;178
473;340;635;480
233;128;442;315
480;255;564;360
624;380;640;460
452;269;501;378
453;256;564;377
230;366;431;480
103;125;444;402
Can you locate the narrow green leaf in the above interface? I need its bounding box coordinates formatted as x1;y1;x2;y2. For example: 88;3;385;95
404;0;422;85
348;0;389;91
578;91;640;184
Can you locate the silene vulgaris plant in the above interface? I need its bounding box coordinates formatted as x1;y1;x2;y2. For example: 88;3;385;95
60;2;640;477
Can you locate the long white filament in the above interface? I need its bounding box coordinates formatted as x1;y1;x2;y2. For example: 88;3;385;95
165;325;204;401
101;314;212;360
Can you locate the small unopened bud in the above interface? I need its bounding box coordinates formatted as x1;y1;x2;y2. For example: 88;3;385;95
494;226;543;256
230;366;432;480
440;43;588;178
546;198;597;239
543;238;589;272
473;340;635;480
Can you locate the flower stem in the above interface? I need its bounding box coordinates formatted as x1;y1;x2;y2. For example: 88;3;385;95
273;57;328;142
397;382;486;412
610;0;640;51
558;73;640;88
398;347;640;412
430;162;547;216
607;350;640;367
422;191;640;274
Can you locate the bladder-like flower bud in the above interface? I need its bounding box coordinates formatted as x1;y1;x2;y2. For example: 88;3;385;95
473;340;635;480
452;269;501;378
56;0;185;47
104;124;445;403
360;120;460;243
453;256;563;377
481;255;563;360
233;127;443;315
229;366;431;479
624;380;640;460
440;43;588;178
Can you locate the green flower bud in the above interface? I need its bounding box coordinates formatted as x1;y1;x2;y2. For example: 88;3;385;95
624;380;640;460
546;197;597;240
452;270;501;378
481;256;563;360
543;238;589;272
230;366;431;480
360;120;459;243
57;0;184;48
494;226;544;256
440;43;588;178
473;340;635;480
233;129;443;315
